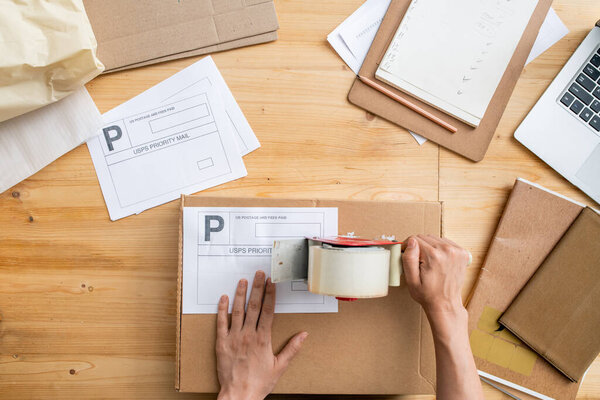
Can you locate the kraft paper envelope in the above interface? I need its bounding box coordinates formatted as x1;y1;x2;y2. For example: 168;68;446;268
467;179;584;399
177;196;442;395
348;0;553;162
500;207;600;384
83;0;279;73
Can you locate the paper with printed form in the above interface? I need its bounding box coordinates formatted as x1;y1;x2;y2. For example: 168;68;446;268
182;207;339;314
102;56;259;156
88;86;247;221
87;57;256;220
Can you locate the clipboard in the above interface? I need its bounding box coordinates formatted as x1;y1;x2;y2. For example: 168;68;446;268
348;0;553;162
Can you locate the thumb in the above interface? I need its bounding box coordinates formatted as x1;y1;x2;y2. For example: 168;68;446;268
276;332;308;370
402;237;421;289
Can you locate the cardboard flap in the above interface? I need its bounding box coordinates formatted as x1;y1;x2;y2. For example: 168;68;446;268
105;31;278;73
348;0;552;162
177;196;441;394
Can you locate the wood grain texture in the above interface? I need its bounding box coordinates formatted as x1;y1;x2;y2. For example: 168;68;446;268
440;0;600;399
0;0;598;399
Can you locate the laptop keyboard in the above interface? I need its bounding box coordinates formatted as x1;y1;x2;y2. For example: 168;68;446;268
558;46;600;133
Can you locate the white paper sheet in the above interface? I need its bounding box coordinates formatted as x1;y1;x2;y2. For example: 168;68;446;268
87;85;247;221
328;2;568;144
526;7;569;64
182;207;339;314
377;0;540;127
0;87;102;194
103;57;259;156
478;371;553;400
327;0;392;74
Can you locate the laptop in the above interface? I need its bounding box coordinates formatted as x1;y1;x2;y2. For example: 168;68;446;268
515;20;600;205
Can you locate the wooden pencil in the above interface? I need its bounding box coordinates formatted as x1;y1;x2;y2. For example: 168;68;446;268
357;75;458;134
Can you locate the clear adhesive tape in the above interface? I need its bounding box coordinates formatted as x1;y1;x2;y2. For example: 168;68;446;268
308;245;391;298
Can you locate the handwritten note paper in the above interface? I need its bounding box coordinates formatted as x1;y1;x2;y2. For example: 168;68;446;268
376;0;539;127
328;1;566;144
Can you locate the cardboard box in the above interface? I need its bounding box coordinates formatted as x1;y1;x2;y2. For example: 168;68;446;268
83;0;279;72
176;196;442;394
466;179;585;399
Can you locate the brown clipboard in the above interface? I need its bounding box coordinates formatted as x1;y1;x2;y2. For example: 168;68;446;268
348;0;553;162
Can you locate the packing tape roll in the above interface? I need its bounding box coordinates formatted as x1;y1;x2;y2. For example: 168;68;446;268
308;245;391;298
388;244;402;287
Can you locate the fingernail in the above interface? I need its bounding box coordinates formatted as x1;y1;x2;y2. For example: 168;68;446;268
239;279;247;288
300;332;309;342
220;295;227;304
256;270;265;278
407;238;416;248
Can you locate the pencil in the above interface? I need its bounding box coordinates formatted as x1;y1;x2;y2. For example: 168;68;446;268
357;75;458;134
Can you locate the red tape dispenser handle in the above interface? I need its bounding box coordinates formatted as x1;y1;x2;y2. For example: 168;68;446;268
336;297;359;302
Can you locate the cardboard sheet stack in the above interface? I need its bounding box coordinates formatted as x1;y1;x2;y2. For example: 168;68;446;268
83;0;280;73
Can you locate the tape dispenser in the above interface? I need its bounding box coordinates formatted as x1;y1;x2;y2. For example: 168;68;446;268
271;236;403;301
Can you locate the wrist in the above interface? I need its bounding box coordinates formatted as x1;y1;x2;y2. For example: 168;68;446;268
217;386;264;400
424;303;468;337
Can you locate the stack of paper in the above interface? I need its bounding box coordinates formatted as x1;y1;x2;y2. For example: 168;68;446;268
87;56;259;221
328;1;568;143
376;0;540;127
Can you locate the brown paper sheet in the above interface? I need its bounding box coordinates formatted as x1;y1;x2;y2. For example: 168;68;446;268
347;0;552;162
176;196;442;394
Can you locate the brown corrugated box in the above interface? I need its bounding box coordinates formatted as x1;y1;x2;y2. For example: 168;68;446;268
466;179;584;399
83;0;279;73
176;195;442;394
348;0;552;162
500;207;600;383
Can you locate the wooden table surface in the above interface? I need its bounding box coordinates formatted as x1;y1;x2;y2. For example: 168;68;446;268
1;0;599;399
